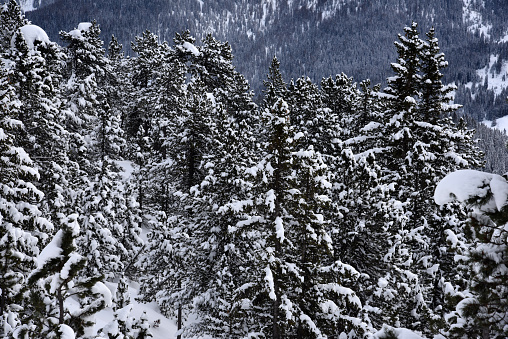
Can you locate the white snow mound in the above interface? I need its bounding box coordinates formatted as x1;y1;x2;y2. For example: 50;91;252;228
434;169;508;212
13;24;50;49
69;22;93;38
182;41;200;56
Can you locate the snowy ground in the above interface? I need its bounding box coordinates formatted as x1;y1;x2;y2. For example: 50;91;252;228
65;280;178;338
482;116;508;134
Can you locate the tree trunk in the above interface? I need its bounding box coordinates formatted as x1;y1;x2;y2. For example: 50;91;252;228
58;286;64;324
482;325;490;339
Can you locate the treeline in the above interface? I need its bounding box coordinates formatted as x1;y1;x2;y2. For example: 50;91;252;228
1;0;507;338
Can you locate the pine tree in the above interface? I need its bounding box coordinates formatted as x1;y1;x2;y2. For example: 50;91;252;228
435;170;508;339
239;97;363;338
357;23;485;334
60;21;129;280
100;276;134;339
181;95;260;338
0;58;51;337
320;73;361;140
263;56;287;109
0;0;28;52
7;23;72;252
22;214;111;338
132;312;152;339
139;79;215;337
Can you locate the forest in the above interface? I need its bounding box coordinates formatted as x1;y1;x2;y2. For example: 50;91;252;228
0;0;507;338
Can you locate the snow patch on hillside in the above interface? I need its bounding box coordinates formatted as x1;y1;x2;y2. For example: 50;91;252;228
476;54;508;96
18;0;37;12
321;0;351;21
462;0;491;39
482;116;508;135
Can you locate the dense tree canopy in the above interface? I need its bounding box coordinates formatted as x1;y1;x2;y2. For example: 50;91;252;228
1;2;505;338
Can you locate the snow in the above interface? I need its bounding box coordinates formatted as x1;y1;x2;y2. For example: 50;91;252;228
475;54;508;96
483;115;508;135
116;160;135;181
372;324;425;339
462;0;491;39
69;22;93;38
65;281;178;339
58;324;75;339
14;25;51;49
182;41;200;56
18;0;38;12
36;229;63;269
206;92;216;106
434;169;508;212
264;266;276;300
274;216;285;242
92;282;113;308
59;253;83;281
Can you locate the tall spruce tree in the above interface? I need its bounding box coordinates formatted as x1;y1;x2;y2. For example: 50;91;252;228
0;63;51;336
7;25;73;251
60;21;130;280
239;96;363;338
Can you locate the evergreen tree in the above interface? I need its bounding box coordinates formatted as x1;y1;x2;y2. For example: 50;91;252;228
435;170;508;339
358;23;484;334
132;312;152;339
241;98;363;338
0;0;28;52
99;276;135;339
320;73;361;140
7;24;72;251
263;56;287;109
0;58;51;337
181;95;259;338
60;21;130;279
139;79;215;337
22;214;111;338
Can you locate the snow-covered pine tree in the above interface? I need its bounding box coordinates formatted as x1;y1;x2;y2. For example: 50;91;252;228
23;214;111;338
125;30;170;233
314;73;391;333
178;92;260;338
126;30;168;140
263;56;288;110
0;64;51;336
0;0;28;52
320;73;361;141
6;24;75;250
240;95;363;338
60;21;131;280
435;170;508;339
132;311;152;339
99;275;135;339
360;23;484;334
411;27;483;335
288;76;337;154
360;22;429;331
139;78;215;337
